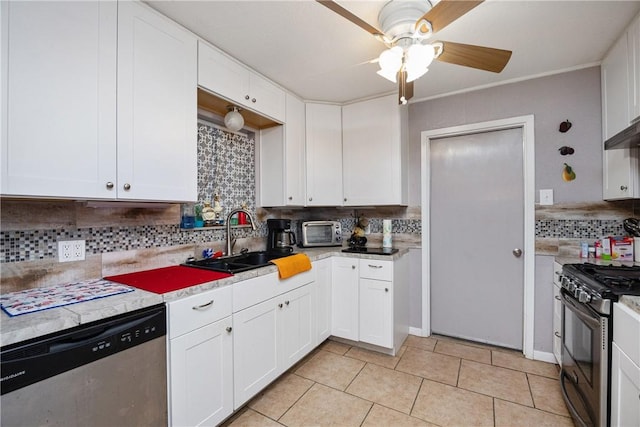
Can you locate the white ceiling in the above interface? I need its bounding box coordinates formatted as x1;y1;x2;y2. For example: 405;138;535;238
146;0;640;104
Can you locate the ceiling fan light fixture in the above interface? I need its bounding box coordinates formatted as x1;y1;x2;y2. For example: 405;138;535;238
405;43;434;82
377;46;403;82
224;106;244;132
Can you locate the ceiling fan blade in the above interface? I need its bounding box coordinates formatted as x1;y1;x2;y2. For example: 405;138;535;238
435;41;512;73
316;0;385;39
416;0;484;34
398;71;414;105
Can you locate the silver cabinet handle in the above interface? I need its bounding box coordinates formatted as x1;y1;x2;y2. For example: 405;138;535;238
285;300;290;306
251;98;256;103
555;295;561;301
192;300;214;310
106;182;114;189
123;183;131;191
368;264;383;269
245;95;250;100
308;197;313;201
226;326;232;333
278;303;283;308
554;331;561;338
621;185;628;191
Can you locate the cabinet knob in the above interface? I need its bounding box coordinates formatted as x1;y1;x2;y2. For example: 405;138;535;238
106;182;114;190
192;300;214;310
621;185;628;191
554;331;561;338
123;183;131;191
351;265;356;269
308;197;313;201
245;95;250;100
288;196;293;200
285;300;290;306
226;326;232;333
385;288;389;292
344;198;347;202
278;303;283;308
252;98;256;103
554;295;561;301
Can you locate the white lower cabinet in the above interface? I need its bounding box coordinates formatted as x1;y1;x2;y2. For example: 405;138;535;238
611;303;640;426
331;257;360;340
314;258;332;344
332;255;408;355
552;262;563;366
167;287;233;427
232;269;316;410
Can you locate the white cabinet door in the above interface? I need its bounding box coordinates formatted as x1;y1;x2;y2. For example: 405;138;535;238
359;278;393;348
169;317;233;427
314;258;332;344
611;342;640;427
342;94;407;206
305;103;343;206
628;14;640;123
259;93;305;207
552;262;563;366
331;257;359;340
117;1;197;202
1;1;117;199
248;72;285;122
602;31;639;200
233;297;279;409
197;41;249;108
278;284;314;371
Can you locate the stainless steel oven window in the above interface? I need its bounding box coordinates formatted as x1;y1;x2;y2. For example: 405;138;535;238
306;225;333;243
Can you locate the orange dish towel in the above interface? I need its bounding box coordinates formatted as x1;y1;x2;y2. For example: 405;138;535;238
271;253;312;279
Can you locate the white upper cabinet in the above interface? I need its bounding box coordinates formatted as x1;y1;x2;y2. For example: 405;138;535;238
342;94;407;206
259;93;305;207
117;1;197;202
305;103;343;206
1;1;117;199
628;14;640;123
602;14;640;200
1;1;197;202
198;41;285;122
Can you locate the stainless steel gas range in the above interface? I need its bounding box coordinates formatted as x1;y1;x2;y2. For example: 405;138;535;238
559;263;640;427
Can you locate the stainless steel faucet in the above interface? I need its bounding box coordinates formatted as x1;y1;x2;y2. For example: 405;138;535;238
226;208;257;256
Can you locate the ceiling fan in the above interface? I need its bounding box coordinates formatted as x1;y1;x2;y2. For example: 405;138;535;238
317;0;512;104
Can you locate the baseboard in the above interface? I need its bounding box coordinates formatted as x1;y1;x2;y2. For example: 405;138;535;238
533;350;558;364
409;326;429;337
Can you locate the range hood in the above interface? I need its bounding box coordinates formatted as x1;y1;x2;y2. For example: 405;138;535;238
604;121;640;150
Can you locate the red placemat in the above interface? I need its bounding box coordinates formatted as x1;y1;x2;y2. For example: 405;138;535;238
105;266;232;294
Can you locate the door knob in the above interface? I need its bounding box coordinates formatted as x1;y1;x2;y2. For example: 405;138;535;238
513;248;523;257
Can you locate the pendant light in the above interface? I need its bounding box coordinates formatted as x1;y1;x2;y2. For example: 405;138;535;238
224;106;244;132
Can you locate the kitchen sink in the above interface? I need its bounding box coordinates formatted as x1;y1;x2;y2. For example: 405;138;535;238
182;251;291;274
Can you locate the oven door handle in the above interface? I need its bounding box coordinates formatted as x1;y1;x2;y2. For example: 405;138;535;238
561;292;601;329
559;369;590;427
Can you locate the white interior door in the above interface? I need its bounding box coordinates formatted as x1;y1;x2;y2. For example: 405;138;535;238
429;127;525;349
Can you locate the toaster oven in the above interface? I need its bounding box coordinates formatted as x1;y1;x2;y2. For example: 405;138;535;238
298;221;342;247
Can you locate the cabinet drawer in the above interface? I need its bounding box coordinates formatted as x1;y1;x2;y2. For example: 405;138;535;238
359;259;393;281
168;286;232;338
613;303;640;365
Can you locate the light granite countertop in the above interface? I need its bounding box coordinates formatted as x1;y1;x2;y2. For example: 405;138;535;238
554;257;640;315
1;247;410;347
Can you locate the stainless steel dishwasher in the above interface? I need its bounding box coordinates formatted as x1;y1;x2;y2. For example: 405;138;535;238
1;304;167;427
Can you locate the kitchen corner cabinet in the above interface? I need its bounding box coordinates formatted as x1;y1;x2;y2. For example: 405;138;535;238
602;12;640;200
552;262;562;366
1;1;197;202
167;287;233;427
259;93;306;207
198;41;285;122
305;103;344;206
342;94;408;206
611;303;640;427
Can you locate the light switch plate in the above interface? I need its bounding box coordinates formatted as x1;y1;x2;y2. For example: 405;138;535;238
540;189;554;206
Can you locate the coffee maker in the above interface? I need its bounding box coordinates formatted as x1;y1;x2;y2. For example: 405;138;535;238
267;219;296;254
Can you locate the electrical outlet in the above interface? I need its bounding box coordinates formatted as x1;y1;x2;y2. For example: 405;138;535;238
58;240;85;262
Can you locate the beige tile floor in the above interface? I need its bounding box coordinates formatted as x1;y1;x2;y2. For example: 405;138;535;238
223;335;575;427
